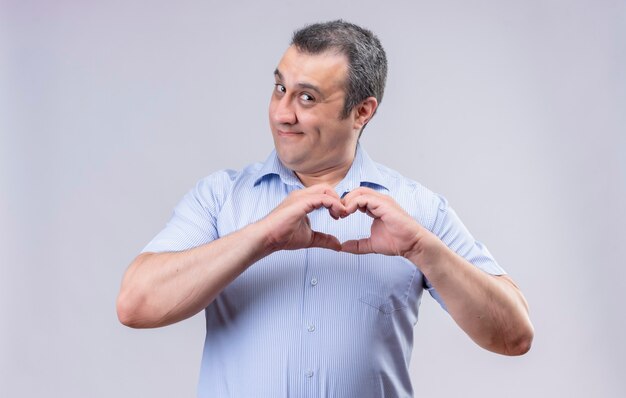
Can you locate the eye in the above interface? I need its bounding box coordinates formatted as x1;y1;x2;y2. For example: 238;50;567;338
274;84;286;94
299;92;315;102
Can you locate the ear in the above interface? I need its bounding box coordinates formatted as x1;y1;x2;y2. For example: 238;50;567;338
352;97;378;131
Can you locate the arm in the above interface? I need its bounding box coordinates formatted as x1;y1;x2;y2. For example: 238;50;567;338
116;185;345;328
341;187;534;356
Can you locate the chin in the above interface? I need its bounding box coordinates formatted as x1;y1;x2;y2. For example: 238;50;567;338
276;149;308;171
276;151;298;169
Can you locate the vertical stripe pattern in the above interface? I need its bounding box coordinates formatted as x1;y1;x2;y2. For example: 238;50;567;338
142;144;505;398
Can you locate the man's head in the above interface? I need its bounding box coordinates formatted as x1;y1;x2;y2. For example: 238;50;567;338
269;20;387;186
291;20;388;120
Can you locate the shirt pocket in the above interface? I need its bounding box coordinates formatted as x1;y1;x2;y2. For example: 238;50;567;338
357;252;418;314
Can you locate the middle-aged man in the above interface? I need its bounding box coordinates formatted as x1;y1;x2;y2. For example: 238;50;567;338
117;20;534;398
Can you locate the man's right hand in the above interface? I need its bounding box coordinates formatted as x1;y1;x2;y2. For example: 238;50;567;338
257;184;346;254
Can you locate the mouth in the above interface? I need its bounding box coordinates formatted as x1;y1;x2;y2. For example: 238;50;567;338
277;129;304;137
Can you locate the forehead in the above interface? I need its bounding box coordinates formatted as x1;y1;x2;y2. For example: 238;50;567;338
275;46;349;91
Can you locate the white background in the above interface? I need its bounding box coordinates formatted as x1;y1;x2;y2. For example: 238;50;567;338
1;1;624;397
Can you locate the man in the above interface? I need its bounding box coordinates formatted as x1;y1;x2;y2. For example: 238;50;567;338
117;20;533;397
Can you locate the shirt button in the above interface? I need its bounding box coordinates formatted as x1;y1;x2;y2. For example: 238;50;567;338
310;277;318;286
305;370;314;378
307;324;315;332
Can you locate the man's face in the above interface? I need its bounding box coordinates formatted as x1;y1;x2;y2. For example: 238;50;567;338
269;46;360;181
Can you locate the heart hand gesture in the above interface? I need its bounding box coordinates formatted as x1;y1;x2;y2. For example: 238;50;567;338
258;185;427;259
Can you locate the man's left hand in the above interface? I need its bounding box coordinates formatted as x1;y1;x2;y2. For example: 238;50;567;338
340;187;426;258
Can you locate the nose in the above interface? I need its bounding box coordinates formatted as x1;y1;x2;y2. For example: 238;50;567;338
273;96;297;125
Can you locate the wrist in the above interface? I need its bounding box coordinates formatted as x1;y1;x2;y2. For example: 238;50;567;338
402;228;446;271
247;218;281;258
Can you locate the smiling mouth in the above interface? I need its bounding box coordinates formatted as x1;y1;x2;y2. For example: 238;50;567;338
277;130;304;136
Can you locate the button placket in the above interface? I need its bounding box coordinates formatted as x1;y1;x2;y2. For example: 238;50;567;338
300;248;319;390
300;211;329;394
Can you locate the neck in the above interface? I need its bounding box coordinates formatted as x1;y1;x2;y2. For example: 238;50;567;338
295;157;354;187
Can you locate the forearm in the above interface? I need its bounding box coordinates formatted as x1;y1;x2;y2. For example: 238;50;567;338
117;222;271;328
406;232;534;356
117;185;345;329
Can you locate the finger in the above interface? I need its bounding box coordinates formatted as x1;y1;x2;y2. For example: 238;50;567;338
322;196;347;219
341;238;375;254
307;186;344;217
306;193;346;219
303;184;341;200
309;231;342;251
341;187;376;203
342;188;386;217
321;187;341;200
343;193;383;219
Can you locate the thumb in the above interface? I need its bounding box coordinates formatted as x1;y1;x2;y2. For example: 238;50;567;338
341;238;374;254
309;231;342;251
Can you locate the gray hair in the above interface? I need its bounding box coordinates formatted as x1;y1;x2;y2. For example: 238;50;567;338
291;20;388;120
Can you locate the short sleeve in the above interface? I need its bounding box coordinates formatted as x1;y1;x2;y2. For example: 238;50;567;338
424;194;506;309
141;170;236;253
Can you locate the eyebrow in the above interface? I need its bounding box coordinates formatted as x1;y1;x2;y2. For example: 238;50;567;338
274;68;324;98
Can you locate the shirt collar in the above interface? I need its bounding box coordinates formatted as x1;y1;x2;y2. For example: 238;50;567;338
336;143;389;197
253;143;389;195
253;150;303;188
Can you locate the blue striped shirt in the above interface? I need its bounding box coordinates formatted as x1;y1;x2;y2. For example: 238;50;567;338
143;144;505;398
